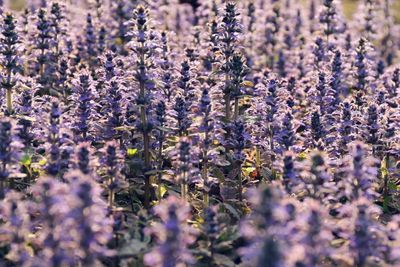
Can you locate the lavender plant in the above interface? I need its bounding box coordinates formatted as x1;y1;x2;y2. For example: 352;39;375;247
0;1;400;266
129;5;156;209
1;14;21;115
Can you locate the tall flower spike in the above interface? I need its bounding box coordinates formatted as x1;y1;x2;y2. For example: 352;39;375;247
263;4;281;69
299;151;335;203
330;50;345;102
104;78;123;142
313;37;326;68
0;121;15;198
240;185;291;267
173;96;191;137
297;200;333;266
388;68;400;98
276;111;296;152
220;2;242;121
0;192;33;266
101;141;125;207
345;199;393;267
204;18;219;72
113;0;132;55
35;9;55;93
229;54;248;120
72;72;94;142
63;172;114;265
30;178;72;266
171;59;196;137
1;14;21;115
338;142;379;201
154;101;166;200
358;0;379;41
57;58;69;98
159;31;174;100
129;5;156;209
172;137;199;201
98;26;107;54
319;0;340;43
197;88;215;207
85;13;98;66
281;151;299;194
353;38;369;108
364;103;380;155
16;88;34;149
75;142;92;175
104;51;115;80
338;101;354;155
310;110;324;149
264;78;279;153
276;50;287;78
223;119;251;201
144;196;198;267
49;2;65;66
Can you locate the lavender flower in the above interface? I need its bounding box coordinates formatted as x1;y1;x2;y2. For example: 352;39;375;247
101;141;125;206
171;137;199;200
338;142;379;201
35;8;54;92
1;14;21;115
144;196;198;267
103;78;123;142
71;71;94;141
0;121;15;198
220;2;242;121
129;5;156;208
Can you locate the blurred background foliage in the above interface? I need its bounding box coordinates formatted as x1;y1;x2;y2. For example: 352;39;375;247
343;0;400;21
6;0;400;23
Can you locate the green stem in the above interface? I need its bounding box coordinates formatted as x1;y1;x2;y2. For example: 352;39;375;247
225;94;231;122
238;163;242;201
142;113;150;208
157;137;164;201
139;41;151;209
203;159;209;209
108;176;115;207
181;174;187;201
233;97;239;121
383;154;389;199
6;88;12;115
255;146;261;182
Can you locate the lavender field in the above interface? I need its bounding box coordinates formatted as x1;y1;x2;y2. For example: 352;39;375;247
2;0;400;266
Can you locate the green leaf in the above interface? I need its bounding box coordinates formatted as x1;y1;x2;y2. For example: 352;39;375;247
215;159;231;167
38;157;47;166
222;203;241;220
388;181;397;191
155;126;172;132
243;167;255;176
298;151;308;160
213;168;226;183
15;115;36;122
241;80;254;87
127;148;138;157
381;164;389;177
20;154;32;167
115;126;135;132
383;195;390;213
167;136;180;143
160;184;168;198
